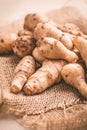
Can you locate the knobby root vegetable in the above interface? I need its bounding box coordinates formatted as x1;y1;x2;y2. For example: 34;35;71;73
32;47;46;64
57;23;81;35
37;37;78;63
34;22;74;50
58;23;87;39
0;33;17;54
12;35;36;58
73;36;87;67
57;23;87;39
24;12;48;31
11;56;35;94
18;29;33;37
61;63;87;98
23;59;66;95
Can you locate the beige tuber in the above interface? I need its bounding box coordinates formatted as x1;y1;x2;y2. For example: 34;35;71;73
24;12;48;31
73;36;87;67
61;63;87;98
37;37;78;63
12;35;36;58
23;59;66;95
0;33;17;54
34;22;74;50
11;56;36;94
18;29;33;37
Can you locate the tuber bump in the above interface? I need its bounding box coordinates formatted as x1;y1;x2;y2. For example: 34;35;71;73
18;29;33;37
32;47;46;64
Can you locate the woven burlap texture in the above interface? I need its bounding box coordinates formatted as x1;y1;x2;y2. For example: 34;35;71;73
0;54;87;130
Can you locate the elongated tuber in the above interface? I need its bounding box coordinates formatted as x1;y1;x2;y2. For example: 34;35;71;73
11;56;35;94
73;36;87;67
12;35;36;58
24;12;48;31
34;22;73;50
23;59;66;95
0;33;17;54
57;23;81;35
37;37;78;63
61;63;87;98
58;23;87;39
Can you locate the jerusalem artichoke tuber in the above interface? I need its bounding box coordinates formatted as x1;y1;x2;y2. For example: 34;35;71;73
73;36;87;67
37;37;78;63
57;23;81;35
12;35;36;58
24;12;48;31
0;33;17;54
34;22;73;50
61;63;87;98
23;59;66;95
11;56;35;94
58;23;87;39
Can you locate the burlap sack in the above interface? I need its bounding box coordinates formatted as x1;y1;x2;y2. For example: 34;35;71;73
0;54;87;130
0;2;87;129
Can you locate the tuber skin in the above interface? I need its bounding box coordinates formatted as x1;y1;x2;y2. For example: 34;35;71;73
73;36;87;67
37;37;78;63
57;23;87;39
24;12;48;31
57;23;81;35
32;47;46;64
0;33;17;54
11;56;35;94
23;59;66;95
34;22;73;50
12;35;36;58
61;63;87;98
18;29;33;37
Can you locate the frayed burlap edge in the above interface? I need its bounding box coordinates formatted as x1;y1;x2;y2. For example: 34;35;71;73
10;103;87;130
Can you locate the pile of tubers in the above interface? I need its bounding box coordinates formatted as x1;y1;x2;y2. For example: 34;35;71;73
1;12;87;98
